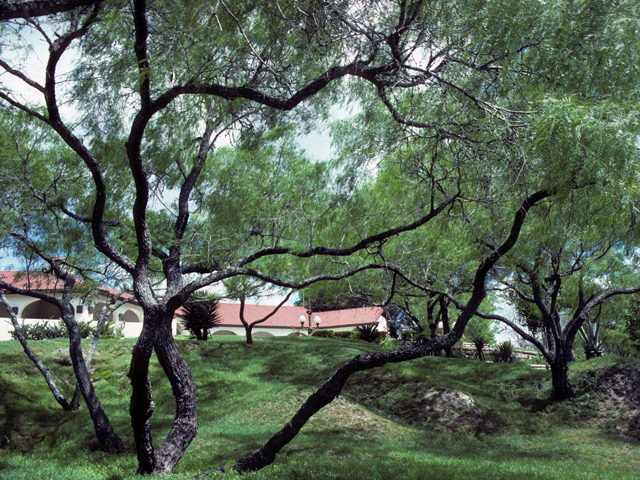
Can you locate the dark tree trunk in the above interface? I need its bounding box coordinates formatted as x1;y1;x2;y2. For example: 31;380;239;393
245;324;253;345
547;328;579;400
428;298;438;339
550;360;575;400
229;334;461;474
69;384;82;410
129;322;157;474
8;316;76;410
1;290;123;451
129;306;198;474
198;327;206;340
440;297;453;357
68;330;125;452
152;320;198;474
61;306;125;453
429;318;439;339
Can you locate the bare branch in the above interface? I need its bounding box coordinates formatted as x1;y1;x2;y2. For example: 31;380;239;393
132;0;151;109
239;289;295;340
0;289;78;410
85;295;131;366
198;188;556;474
0;58;45;92
475;311;547;357
0;91;48;122
0;0;100;20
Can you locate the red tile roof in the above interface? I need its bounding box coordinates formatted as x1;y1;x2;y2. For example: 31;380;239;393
0;271;134;300
1;271;382;329
213;303;385;329
0;270;71;291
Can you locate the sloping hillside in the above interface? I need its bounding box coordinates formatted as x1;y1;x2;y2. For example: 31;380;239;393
1;336;639;480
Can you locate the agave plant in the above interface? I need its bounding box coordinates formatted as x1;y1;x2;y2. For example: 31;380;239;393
180;298;220;341
493;340;516;363
579;321;603;360
472;336;489;361
355;322;383;343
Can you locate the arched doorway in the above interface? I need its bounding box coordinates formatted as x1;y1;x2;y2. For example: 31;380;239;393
121;309;140;323
93;303;115;322
21;300;62;320
118;308;141;338
210;330;237;335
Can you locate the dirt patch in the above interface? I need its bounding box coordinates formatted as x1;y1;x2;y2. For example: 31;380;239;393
356;384;503;435
592;366;640;439
413;388;503;435
594;366;640;403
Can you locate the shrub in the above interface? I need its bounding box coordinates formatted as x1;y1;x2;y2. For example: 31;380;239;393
472;336;489;361
493;340;516;363
11;320;95;340
355;323;384;343
11;320;65;340
96;319;125;339
180;298;220;341
78;320;95;338
311;329;335;338
334;331;358;339
579;321;604;360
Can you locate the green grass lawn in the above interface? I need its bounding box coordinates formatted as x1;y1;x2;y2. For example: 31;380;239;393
0;336;639;479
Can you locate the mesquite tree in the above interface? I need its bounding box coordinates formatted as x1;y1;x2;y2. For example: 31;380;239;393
1;0;639;475
481;199;640;400
203;188;555;475
238;292;295;345
0;268;125;453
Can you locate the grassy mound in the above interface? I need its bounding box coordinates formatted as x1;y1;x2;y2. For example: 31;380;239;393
1;336;639;479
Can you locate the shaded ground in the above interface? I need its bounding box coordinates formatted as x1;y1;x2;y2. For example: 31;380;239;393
1;337;639;480
592;365;640;439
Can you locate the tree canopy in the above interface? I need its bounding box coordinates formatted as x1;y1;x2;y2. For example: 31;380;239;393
1;0;639;475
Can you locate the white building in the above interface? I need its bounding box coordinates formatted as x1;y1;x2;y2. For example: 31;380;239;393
0;271;147;341
1;271;388;341
197;303;387;338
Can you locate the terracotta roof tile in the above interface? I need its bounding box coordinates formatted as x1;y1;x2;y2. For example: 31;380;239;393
0;271;133;300
1;271;382;328
211;303;384;329
0;270;72;291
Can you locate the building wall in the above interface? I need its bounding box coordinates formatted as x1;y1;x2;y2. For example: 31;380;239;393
1;293;382;341
208;326;306;337
205;315;387;338
0;292;164;341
